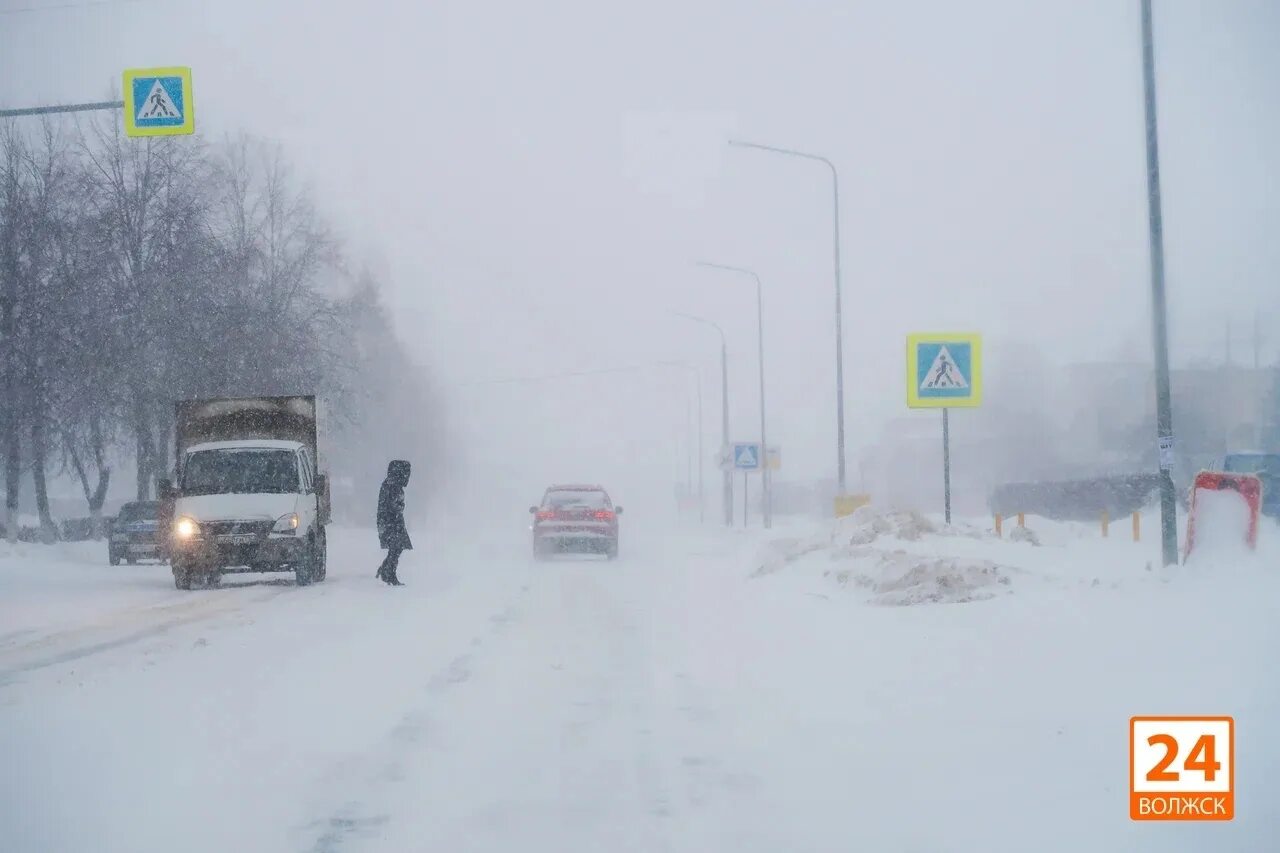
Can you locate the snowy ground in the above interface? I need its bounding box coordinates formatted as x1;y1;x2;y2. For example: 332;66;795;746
2;508;1278;852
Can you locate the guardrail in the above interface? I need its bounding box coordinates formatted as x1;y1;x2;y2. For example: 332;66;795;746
994;509;1143;542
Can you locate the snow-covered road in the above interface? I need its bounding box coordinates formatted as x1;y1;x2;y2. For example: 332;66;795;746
3;513;1277;852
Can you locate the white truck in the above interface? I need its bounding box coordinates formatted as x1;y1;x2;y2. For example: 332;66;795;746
161;395;330;590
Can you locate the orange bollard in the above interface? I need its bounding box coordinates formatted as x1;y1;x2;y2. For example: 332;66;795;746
1017;512;1025;528
1101;510;1109;538
995;514;1003;538
1133;511;1140;543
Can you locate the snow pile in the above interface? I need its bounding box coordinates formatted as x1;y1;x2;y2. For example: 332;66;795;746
830;548;1013;606
751;509;989;579
831;506;987;546
750;532;832;578
1008;525;1041;546
750;507;1019;606
1185;486;1255;565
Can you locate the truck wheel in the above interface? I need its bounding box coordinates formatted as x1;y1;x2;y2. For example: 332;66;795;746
109;550;121;566
314;528;327;582
606;541;619;561
173;566;193;590
295;536;317;586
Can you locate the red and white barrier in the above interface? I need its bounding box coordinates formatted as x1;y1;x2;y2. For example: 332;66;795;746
1183;471;1263;561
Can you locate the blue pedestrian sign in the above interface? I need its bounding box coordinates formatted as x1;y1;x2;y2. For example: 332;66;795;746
122;67;195;137
906;332;982;409
733;442;761;470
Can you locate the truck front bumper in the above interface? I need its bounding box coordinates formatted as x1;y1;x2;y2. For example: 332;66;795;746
171;535;305;572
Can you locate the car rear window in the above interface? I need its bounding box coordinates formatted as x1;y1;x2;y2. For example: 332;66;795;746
544;490;610;510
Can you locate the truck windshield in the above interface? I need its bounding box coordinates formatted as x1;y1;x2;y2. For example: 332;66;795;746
182;449;299;496
1223;454;1279;476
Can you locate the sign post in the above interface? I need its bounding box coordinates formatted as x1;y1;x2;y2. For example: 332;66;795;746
1;67;197;134
907;333;982;524
942;408;952;524
733;442;761;528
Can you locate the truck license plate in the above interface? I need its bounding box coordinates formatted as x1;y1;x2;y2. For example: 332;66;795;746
218;534;257;545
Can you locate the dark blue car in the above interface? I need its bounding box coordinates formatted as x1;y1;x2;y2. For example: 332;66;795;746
109;501;165;565
1221;452;1280;520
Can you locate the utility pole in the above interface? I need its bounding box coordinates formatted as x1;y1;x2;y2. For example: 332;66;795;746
729;140;847;499
1140;0;1180;567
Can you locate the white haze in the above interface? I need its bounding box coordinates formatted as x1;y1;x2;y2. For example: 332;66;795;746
4;0;1278;521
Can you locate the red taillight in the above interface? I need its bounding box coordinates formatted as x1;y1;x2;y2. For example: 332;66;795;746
594;510;615;521
536;510;556;521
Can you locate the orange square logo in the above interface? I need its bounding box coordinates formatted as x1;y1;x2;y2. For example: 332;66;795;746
1130;716;1234;821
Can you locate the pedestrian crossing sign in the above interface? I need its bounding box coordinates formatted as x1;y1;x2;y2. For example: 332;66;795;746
733;443;761;470
906;332;982;408
122;67;195;137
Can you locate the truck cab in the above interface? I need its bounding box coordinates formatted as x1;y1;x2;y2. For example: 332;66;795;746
1219;451;1279;520
164;396;329;589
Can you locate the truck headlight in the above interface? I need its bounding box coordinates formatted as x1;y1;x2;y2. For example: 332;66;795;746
174;517;200;539
272;513;300;534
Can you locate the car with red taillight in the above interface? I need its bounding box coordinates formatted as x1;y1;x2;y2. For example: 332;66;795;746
529;485;622;560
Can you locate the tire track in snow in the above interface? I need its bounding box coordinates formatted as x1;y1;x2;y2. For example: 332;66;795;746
300;587;532;853
0;585;293;685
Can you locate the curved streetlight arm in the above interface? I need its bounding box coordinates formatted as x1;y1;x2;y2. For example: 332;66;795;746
729;139;837;176
695;260;763;293
671;311;726;350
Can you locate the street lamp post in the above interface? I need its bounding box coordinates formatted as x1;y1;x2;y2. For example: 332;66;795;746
659;360;704;524
695;262;771;529
728;139;847;499
673;312;733;527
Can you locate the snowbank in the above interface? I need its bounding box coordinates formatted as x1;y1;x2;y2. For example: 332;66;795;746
1185;485;1255;564
750;504;1277;606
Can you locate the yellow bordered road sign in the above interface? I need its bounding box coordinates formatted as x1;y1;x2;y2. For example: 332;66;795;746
906;332;982;408
122;67;194;137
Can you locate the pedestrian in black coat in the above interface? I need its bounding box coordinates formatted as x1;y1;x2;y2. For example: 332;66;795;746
376;460;412;585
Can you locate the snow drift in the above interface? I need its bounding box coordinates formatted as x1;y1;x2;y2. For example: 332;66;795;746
752;507;1015;606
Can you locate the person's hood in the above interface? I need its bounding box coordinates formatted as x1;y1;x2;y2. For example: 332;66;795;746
173;493;300;524
387;459;411;487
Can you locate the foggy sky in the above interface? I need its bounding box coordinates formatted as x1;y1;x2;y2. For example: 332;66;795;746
4;0;1278;506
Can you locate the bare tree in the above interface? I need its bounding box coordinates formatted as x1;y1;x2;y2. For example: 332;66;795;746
0;123;26;541
79;117;211;498
1;118;439;540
